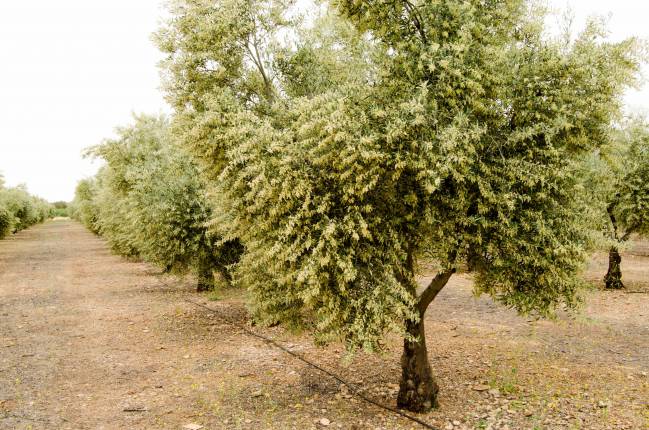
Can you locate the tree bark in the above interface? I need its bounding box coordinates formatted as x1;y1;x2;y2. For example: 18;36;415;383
604;246;624;290
397;269;455;412
397;314;439;412
196;259;214;292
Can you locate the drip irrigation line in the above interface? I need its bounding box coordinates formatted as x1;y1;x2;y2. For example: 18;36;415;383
184;298;439;430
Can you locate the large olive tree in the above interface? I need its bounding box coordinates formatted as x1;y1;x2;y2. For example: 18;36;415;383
157;0;640;411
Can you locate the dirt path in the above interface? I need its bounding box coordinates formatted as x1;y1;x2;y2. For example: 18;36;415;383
1;220;648;430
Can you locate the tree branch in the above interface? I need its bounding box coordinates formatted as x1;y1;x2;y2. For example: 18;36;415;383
244;36;275;103
607;203;619;241
417;268;455;314
620;225;638;242
403;0;427;45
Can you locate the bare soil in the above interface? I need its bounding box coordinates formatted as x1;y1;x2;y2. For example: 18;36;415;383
1;219;648;430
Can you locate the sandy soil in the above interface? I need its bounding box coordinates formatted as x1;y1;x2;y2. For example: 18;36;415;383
1;219;647;430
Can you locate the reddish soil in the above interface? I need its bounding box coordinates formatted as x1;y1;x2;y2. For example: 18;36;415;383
1;219;647;429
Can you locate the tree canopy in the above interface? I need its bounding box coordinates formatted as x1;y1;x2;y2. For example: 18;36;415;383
72;114;241;290
0;176;53;239
588;117;649;288
153;0;643;412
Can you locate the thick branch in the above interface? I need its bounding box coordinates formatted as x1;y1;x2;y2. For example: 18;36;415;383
620;225;638;242
608;203;637;242
417;268;455;314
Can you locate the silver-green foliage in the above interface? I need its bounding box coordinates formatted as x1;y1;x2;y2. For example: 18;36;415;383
70;178;101;234
0;177;53;239
74;114;239;286
604;118;649;239
157;0;641;350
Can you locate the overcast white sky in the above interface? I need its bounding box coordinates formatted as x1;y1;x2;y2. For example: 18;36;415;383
1;0;648;202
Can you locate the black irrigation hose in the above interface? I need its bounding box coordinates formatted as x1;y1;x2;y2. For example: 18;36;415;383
184;298;440;430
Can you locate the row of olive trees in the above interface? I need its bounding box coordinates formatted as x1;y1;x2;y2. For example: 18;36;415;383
70;115;241;291
150;0;643;411
0;175;53;239
72;0;645;412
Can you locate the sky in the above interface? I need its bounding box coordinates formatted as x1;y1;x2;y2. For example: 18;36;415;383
0;1;648;202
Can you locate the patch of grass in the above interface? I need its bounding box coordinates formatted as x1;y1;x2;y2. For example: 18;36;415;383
475;419;488;429
207;290;221;301
488;366;520;395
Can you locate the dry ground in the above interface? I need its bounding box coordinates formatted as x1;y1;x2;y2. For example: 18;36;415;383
0;219;647;430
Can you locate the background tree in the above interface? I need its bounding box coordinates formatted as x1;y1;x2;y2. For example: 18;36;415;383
594;118;649;289
0;176;53;239
52;201;70;218
158;0;641;412
70;178;101;234
0;175;12;239
74;114;241;291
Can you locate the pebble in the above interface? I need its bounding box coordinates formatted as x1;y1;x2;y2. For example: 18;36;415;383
473;384;490;391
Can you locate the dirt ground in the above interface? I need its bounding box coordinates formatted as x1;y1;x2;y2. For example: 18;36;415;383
1;219;648;430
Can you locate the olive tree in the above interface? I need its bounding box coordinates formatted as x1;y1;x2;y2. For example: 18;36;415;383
78;114;240;290
0;175;12;239
158;0;640;411
0;180;53;237
595;118;649;289
70;178;101;234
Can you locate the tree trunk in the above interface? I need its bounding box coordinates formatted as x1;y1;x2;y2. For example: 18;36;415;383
397;315;439;412
215;263;232;287
196;259;214;292
396;268;455;412
604;246;624;290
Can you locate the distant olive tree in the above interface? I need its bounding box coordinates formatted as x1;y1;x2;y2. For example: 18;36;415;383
0;177;53;238
70;178;101;234
158;0;640;411
51;201;70;217
76;115;241;291
593;118;649;289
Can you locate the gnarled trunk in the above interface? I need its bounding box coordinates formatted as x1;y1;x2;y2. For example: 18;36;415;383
604;246;624;289
396;268;455;412
196;259;214;292
397;316;439;412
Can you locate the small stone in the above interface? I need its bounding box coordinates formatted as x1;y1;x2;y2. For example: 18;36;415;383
452;420;461;426
597;400;609;409
319;418;331;426
182;424;203;430
473;384;490;392
244;419;252;424
251;390;263;398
